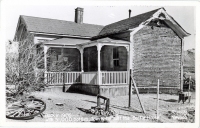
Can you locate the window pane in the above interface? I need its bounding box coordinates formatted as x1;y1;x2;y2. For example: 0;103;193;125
113;47;119;59
114;60;119;66
113;48;116;58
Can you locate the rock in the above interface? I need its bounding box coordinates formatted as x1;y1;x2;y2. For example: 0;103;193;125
90;109;95;114
187;108;195;115
55;103;64;106
94;117;101;122
48;98;51;100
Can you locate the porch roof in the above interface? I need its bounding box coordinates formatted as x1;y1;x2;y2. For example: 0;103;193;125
94;37;130;43
79;37;130;46
44;38;90;46
44;37;130;47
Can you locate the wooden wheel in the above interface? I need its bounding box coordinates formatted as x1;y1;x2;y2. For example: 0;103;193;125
6;98;46;120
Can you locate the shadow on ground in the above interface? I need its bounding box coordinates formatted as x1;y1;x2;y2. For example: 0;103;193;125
77;107;91;114
82;100;141;113
153;98;178;102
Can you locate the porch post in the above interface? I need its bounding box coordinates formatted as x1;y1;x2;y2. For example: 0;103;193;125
77;47;84;83
97;43;102;85
80;48;84;72
180;38;184;92
129;41;133;71
129;32;134;107
44;45;49;84
80;48;84;83
125;46;130;71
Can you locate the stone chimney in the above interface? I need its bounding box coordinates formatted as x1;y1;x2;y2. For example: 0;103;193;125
75;7;83;24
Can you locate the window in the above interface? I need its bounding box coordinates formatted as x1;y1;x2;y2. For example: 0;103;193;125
113;47;119;66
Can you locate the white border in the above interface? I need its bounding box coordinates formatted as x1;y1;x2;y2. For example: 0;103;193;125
0;0;199;128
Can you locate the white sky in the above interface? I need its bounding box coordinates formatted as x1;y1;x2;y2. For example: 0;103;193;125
2;1;195;50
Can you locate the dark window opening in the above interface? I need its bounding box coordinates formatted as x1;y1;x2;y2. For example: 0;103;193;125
113;47;119;66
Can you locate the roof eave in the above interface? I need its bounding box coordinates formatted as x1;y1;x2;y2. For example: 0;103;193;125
31;31;92;39
164;20;191;38
13;16;22;41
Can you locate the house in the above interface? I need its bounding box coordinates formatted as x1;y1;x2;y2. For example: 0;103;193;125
14;7;190;96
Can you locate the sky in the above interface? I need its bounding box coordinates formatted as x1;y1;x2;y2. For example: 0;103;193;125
2;1;195;50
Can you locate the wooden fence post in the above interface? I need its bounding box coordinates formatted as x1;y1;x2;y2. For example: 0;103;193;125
157;79;160;120
189;76;191;91
131;76;146;113
62;72;65;92
128;69;132;108
97;95;100;107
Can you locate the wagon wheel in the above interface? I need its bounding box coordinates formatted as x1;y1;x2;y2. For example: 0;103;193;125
6;98;46;120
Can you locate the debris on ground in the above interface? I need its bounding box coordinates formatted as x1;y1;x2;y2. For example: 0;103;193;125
6;91;195;123
6;98;46;120
165;107;195;123
93;117;110;123
187;107;195;123
89;106;116;116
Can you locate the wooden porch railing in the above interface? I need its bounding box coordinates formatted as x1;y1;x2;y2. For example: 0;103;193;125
81;72;98;85
101;71;129;85
46;72;81;85
46;71;129;85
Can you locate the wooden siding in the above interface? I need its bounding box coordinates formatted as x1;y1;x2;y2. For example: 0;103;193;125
132;25;181;87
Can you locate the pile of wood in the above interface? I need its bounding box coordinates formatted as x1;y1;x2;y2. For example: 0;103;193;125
89;106;116;117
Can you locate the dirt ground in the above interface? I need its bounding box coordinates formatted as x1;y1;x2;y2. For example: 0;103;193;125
6;90;195;123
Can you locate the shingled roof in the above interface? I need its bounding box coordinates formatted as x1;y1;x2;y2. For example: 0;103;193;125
92;8;161;39
16;7;190;41
20;15;104;38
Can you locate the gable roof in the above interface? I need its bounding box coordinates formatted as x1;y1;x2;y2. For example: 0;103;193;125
15;7;190;42
92;8;161;39
20;15;104;38
92;7;190;39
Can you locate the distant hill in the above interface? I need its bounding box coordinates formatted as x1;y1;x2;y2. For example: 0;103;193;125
183;48;195;73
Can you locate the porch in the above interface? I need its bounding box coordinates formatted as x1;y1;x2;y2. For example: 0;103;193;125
43;37;131;87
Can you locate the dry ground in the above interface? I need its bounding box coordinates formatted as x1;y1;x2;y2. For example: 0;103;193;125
6;90;195;123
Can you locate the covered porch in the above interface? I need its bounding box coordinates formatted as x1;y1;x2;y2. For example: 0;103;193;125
43;37;131;86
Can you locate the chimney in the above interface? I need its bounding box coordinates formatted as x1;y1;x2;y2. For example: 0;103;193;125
129;9;131;18
75;7;84;24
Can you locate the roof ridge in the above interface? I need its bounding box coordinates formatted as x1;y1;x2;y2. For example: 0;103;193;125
92;7;162;39
20;15;104;27
103;8;161;28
